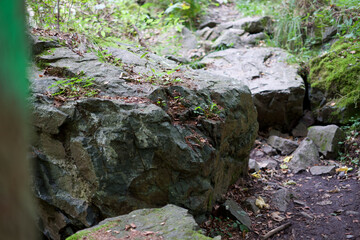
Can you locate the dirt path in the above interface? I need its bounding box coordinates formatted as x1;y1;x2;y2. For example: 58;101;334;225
198;3;360;239
201;136;360;240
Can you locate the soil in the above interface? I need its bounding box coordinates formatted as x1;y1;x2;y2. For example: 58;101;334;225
201;135;360;240
197;4;360;238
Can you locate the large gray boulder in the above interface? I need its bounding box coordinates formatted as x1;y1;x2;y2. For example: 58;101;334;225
30;39;258;239
307;125;345;159
199;47;305;131
288;138;320;173
66;204;219;240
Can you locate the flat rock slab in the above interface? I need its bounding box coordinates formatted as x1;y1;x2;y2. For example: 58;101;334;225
310;165;336;175
223;199;252;229
199;47;304;131
66;204;218;240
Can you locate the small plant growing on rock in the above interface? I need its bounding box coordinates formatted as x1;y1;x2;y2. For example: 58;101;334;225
194;102;223;119
49;76;99;98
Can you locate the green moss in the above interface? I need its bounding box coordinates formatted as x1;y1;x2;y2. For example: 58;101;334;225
39;47;56;56
309;39;360;111
35;59;50;69
66;221;116;240
38;36;55;42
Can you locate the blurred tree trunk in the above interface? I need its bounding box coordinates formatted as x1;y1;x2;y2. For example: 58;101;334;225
0;1;37;239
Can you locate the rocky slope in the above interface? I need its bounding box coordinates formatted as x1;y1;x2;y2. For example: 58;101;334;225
29;35;258;239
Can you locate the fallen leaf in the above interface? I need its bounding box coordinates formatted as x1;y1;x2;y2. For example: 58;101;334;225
283;156;293;163
280;163;288;169
271;211;285;222
336;166;353;174
284;180;297;186
256;196;270;209
251;171;262;179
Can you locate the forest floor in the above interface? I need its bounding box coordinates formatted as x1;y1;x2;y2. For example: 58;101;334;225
201;135;360;240
197;4;360;239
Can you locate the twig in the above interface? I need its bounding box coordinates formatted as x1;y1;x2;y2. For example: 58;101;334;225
262;222;292;239
133;24;149;50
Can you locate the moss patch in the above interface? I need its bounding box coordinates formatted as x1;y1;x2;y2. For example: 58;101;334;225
309;39;360;113
66;221;117;240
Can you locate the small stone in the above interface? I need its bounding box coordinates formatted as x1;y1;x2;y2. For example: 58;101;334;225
345;211;360;216
272;189;291;212
258;158;278;170
338;171;346;179
293;200;306;206
267;135;299;155
249;158;260;172
346;235;354;239
261;145;277;156
310;165;336;176
316;200;332;206
300;211;314;220
223;199;252;230
244;197;260;214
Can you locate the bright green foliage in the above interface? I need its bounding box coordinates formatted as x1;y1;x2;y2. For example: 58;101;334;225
163;0;209;27
236;0;279;17
309;39;360;109
26;0;186;50
236;0;360;62
49;76;99;98
194;102;223;119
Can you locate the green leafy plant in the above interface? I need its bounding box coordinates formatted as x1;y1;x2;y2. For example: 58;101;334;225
49;76;98;98
144;67;182;85
164;0;209;27
338;117;360;166
194;102;223;119
236;0;279;16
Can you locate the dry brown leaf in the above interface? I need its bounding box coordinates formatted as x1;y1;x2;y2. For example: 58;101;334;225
271;212;285;222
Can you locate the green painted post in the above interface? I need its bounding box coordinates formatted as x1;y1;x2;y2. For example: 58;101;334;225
0;0;36;239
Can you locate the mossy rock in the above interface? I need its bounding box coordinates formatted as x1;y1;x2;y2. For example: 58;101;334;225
309;39;360;123
66;204;218;240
